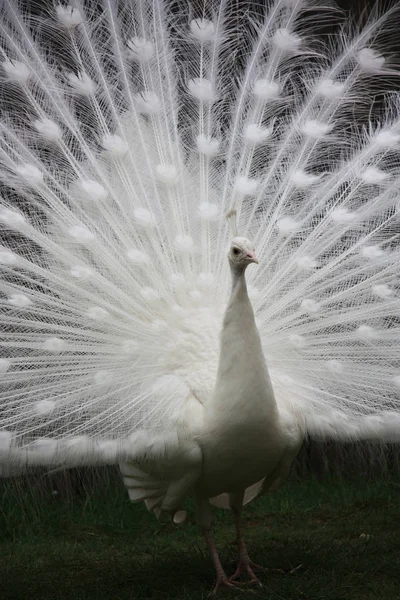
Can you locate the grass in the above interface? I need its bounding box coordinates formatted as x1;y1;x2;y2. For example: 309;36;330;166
1;470;400;600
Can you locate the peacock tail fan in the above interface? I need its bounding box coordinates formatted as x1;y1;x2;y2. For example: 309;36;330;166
0;0;400;469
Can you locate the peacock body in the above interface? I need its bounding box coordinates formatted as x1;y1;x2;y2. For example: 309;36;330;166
1;0;400;590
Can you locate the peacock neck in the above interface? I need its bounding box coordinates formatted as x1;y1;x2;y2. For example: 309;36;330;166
211;263;277;418
230;265;248;297
223;264;257;351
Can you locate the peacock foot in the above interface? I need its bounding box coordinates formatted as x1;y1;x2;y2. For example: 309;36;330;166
209;573;244;596
230;557;284;585
230;557;263;586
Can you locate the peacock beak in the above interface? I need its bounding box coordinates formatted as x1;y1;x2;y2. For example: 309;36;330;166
246;252;258;264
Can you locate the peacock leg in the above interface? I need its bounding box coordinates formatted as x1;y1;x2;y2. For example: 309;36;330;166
203;529;243;594
229;491;263;585
197;495;243;595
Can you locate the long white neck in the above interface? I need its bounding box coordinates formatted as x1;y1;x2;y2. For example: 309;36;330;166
212;264;277;417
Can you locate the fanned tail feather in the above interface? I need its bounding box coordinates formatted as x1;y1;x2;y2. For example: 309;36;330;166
1;0;400;471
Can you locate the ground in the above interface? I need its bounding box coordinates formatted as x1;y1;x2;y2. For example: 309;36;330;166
1;471;399;600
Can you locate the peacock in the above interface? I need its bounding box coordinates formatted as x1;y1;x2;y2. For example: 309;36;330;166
1;0;400;592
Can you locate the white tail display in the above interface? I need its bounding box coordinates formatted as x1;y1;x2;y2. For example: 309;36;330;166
1;0;400;547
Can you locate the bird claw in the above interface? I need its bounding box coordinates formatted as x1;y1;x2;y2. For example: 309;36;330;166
288;564;303;575
209;574;245;596
230;558;285;586
230;559;263;586
248;561;285;575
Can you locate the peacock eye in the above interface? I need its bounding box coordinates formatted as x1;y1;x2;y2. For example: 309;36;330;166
232;247;240;255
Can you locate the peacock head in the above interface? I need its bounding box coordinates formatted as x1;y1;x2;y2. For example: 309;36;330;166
228;237;258;270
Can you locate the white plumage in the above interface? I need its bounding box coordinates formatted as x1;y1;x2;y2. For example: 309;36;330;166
1;0;400;591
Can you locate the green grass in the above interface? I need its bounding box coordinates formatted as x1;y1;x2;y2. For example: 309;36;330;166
1;472;400;600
